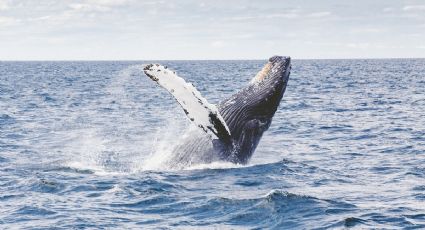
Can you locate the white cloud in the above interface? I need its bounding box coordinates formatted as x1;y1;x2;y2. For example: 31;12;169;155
265;13;299;19
308;11;331;18
383;7;394;12
403;5;425;11
0;16;19;26
235;33;253;39
211;40;225;48
68;0;136;13
165;23;185;28
229;16;256;21
69;3;110;12
350;28;386;34
229;12;299;21
86;0;131;6
0;0;8;10
347;43;370;49
228;10;330;21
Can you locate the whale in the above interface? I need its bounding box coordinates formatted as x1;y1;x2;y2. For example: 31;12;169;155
143;56;291;169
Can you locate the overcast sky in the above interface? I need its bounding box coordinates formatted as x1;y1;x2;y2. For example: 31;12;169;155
0;0;424;60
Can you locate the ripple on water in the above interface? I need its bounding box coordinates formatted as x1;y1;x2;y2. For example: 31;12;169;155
173;190;359;229
30;178;66;193
0;114;16;126
15;206;57;216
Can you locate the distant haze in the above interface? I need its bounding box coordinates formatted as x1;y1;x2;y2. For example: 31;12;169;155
0;0;424;60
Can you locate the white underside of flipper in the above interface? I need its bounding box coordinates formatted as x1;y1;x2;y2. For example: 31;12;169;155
143;64;231;141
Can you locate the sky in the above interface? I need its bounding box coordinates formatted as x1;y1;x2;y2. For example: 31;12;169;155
0;0;424;60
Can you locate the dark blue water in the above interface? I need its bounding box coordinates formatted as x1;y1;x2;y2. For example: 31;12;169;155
1;59;424;229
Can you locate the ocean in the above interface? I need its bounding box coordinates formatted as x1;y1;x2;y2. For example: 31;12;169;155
1;59;424;229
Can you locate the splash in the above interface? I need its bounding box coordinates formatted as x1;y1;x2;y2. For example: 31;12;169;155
58;64;246;174
185;161;245;171
57;65;186;173
139;116;189;171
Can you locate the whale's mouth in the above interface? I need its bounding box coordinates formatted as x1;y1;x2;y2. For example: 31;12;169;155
250;56;291;84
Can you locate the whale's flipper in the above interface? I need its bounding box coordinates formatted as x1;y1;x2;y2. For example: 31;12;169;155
143;64;232;143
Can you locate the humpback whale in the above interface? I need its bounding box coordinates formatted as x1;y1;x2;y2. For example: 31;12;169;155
144;56;291;169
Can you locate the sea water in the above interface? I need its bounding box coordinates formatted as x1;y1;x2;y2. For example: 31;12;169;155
0;59;424;229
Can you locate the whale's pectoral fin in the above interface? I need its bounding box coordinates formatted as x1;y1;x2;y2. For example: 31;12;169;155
143;64;232;144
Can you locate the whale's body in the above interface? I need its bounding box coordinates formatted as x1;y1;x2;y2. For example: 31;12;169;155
144;56;291;169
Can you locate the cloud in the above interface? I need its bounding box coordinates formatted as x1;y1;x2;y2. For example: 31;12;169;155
68;0;136;13
86;0;132;6
265;13;299;19
228;10;330;21
211;40;225;48
308;11;331;18
383;7;394;12
0;0;9;10
347;42;370;49
350;28;386;34
69;3;110;12
228;13;299;21
0;16;19;26
229;16;257;21
403;5;425;11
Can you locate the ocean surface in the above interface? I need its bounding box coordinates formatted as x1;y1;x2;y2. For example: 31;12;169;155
0;59;424;229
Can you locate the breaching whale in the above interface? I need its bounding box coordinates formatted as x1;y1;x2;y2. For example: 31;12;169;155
143;56;291;169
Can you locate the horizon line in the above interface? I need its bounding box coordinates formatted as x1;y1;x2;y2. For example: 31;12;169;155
1;57;425;62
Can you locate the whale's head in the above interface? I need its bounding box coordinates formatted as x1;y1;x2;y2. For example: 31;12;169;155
218;56;291;163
